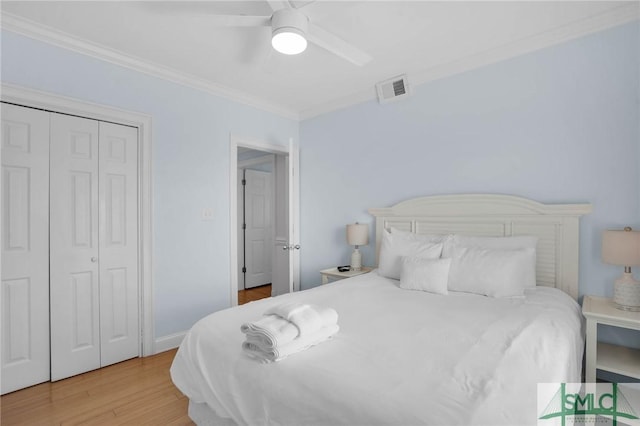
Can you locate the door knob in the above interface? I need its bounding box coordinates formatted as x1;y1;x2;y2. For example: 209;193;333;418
91;257;98;262
282;244;300;251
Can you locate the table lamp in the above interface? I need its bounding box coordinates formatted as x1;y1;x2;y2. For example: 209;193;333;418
602;227;640;311
346;223;368;271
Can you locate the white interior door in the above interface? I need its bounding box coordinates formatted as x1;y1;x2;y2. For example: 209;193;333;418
237;169;245;290
1;104;51;394
50;113;101;381
244;169;272;289
98;122;139;367
271;154;289;296
288;140;300;293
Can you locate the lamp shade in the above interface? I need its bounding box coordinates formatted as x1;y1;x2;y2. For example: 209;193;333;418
346;223;369;246
602;228;640;266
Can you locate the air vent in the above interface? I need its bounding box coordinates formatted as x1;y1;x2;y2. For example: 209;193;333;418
376;74;411;104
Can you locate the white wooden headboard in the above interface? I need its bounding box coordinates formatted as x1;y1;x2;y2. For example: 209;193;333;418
368;194;592;300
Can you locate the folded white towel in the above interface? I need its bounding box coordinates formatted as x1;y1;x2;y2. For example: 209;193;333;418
264;302;310;321
264;303;338;336
240;315;299;348
264;302;309;321
243;324;340;363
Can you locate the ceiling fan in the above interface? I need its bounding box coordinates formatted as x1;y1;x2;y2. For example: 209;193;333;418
204;0;372;66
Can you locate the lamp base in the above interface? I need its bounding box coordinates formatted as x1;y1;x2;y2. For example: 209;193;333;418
350;248;362;272
613;272;640;311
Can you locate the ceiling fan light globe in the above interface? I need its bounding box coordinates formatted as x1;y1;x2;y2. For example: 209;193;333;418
272;28;307;55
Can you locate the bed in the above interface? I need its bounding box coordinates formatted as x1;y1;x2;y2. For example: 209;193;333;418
171;194;592;426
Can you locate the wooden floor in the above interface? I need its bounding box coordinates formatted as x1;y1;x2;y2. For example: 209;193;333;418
1;286;272;425
0;349;193;426
238;283;271;305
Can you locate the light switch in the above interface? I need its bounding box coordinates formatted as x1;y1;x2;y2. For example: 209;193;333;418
202;208;214;221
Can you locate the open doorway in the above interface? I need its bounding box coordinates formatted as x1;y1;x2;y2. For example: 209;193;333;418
238;151;275;292
229;135;300;307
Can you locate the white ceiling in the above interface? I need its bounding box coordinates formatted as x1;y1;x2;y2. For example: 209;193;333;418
2;1;638;119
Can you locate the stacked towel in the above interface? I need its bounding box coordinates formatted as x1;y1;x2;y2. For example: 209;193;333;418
241;303;339;362
242;324;339;362
240;315;299;348
265;302;338;337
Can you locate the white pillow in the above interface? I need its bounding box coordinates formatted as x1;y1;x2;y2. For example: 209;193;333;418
447;246;536;297
378;229;443;280
400;256;451;295
444;235;538;288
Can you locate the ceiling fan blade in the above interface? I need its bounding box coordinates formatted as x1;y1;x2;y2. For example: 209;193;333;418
266;0;292;12
208;15;271;27
306;23;373;66
293;1;318;10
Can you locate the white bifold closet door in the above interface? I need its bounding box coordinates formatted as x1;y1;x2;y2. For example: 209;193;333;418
1;104;51;394
96;121;139;369
50;113;139;381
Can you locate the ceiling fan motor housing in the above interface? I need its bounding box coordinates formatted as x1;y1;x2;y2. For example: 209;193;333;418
271;8;309;35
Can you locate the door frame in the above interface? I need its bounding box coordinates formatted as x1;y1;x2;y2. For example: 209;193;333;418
1;83;155;356
229;134;299;306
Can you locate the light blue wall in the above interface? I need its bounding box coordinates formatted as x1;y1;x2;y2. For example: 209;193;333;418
2;19;639;349
300;21;640;304
1;31;299;338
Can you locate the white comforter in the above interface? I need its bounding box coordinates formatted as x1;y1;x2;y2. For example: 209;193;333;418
170;271;584;426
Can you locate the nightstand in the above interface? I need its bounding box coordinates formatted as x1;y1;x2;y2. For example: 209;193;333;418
582;295;640;382
320;266;372;284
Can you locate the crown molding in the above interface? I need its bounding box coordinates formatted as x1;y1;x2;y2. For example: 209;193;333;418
299;2;639;120
1;12;299;121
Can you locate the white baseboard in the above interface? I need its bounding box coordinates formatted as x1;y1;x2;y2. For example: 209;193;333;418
154;331;186;354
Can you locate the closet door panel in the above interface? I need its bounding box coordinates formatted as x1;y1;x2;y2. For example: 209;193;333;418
50;113;101;381
1;104;50;394
99;122;139;366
